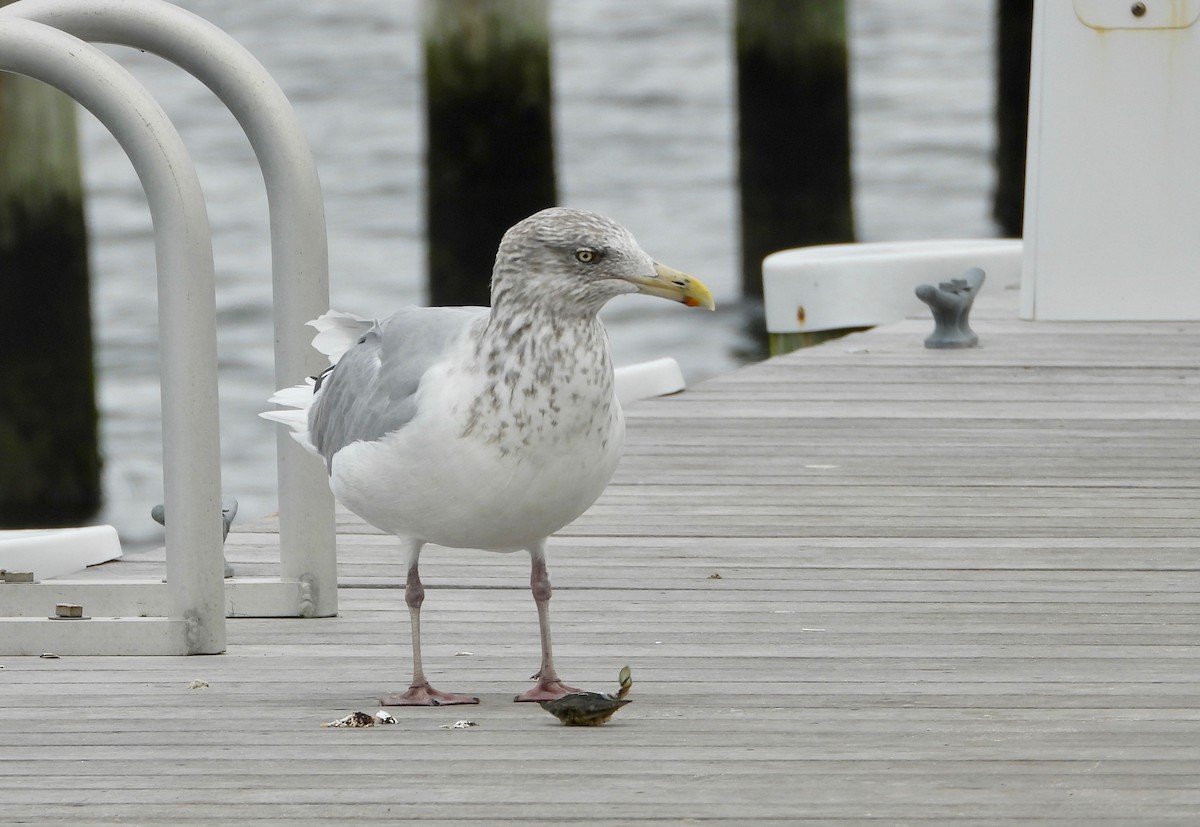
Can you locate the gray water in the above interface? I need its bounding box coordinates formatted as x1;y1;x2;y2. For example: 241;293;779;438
78;0;999;547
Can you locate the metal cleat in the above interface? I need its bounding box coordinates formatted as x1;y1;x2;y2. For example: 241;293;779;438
915;267;986;349
151;498;239;578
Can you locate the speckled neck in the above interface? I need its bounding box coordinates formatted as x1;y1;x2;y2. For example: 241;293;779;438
459;301;616;455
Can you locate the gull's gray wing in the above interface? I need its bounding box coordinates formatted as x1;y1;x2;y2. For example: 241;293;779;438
308;305;486;468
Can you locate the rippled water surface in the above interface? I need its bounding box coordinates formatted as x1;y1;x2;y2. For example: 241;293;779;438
76;0;999;546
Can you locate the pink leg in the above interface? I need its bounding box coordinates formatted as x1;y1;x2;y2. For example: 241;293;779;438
514;544;581;702
381;542;478;707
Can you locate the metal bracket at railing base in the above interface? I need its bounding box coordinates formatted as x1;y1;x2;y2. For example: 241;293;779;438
2;617;203;657
0;578;326;633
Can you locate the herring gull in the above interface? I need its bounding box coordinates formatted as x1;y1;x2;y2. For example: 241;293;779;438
263;207;714;705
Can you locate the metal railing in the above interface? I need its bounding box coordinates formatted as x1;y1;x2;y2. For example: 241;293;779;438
0;0;337;655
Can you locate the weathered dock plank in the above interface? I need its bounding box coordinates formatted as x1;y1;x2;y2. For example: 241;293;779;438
3;292;1199;825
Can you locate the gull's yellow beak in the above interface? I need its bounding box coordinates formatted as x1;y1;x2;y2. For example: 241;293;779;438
625;262;716;310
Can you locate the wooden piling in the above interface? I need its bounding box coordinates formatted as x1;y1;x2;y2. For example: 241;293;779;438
735;0;854;300
993;0;1034;237
423;0;557;307
0;69;100;527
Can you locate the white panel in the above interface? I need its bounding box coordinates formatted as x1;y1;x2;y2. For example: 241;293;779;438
1022;0;1200;319
1073;0;1200;30
763;239;1023;334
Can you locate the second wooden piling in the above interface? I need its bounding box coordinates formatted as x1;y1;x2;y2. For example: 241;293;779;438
423;0;557;307
736;0;854;300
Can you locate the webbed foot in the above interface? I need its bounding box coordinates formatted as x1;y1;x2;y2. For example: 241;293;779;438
380;682;480;706
513;677;582;703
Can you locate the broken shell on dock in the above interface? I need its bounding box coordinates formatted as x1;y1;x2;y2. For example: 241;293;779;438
439;720;478;729
321;710;398;728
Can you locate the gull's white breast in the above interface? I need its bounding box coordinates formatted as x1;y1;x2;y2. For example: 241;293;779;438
327;328;625;551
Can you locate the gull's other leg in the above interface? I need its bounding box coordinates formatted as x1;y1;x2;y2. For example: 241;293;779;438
380;539;479;706
514;540;582;702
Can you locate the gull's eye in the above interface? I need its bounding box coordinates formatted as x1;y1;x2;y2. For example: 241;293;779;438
575;248;599;264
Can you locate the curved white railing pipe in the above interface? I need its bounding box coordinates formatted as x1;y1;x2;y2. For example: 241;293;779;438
0;17;225;652
1;0;337;616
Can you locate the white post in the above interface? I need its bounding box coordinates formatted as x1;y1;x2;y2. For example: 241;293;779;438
4;0;338;616
1020;0;1200;320
0;18;225;652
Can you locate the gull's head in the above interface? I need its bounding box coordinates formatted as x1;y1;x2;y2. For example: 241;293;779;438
491;207;715;317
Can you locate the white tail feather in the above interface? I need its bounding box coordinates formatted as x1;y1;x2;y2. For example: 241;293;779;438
309;310;372;364
267;377;317;409
260;408;307;429
262;311;373;453
261;368;325;456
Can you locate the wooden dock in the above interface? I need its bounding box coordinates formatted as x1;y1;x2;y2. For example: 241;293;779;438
3;287;1200;825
